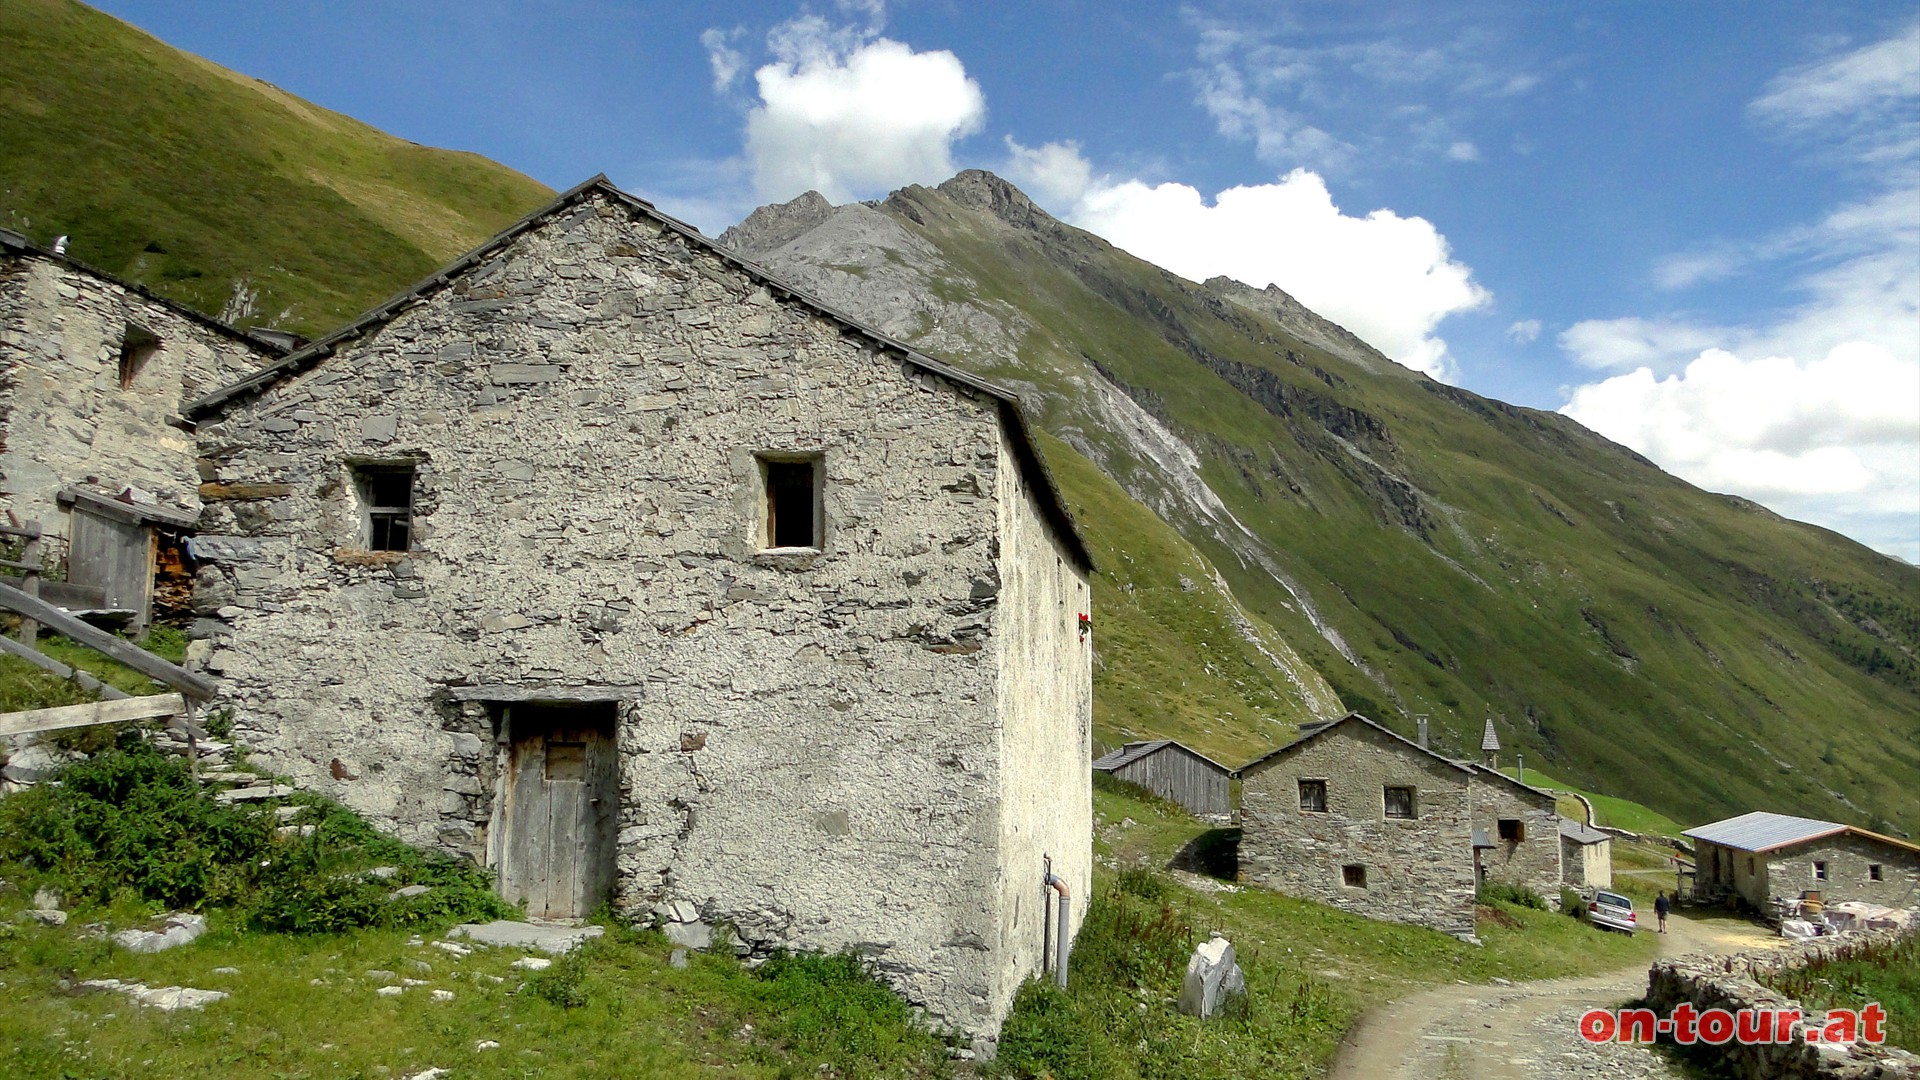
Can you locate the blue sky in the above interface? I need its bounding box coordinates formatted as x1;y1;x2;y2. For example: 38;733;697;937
90;1;1920;560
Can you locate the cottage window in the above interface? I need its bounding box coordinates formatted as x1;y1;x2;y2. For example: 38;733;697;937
758;454;822;550
354;464;415;551
1383;786;1416;819
117;322;161;388
1812;861;1827;882
1497;818;1524;842
1298;779;1327;813
1342;864;1367;888
1869;864;1883;882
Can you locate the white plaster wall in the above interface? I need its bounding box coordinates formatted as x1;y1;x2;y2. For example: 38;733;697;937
990;428;1093;1021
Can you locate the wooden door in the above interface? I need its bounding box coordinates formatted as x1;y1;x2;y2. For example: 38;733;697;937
496;704;619;919
67;505;154;630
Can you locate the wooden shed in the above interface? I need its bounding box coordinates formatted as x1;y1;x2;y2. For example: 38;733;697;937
1093;739;1233;818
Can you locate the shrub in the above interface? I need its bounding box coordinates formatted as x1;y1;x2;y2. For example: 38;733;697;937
994;979;1107;1080
1559;887;1584;916
522;947;591;1009
1477;881;1549;910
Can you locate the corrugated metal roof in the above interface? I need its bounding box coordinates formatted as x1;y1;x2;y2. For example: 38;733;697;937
1559;818;1609;845
1684;811;1846;853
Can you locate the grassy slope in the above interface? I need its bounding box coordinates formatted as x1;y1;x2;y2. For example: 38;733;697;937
865;180;1920;833
0;0;552;336
1496;765;1685;837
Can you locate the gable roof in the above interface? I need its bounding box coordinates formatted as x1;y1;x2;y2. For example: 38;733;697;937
1238;712;1477;778
1092;739;1232;775
180;175;1091;571
1464;762;1559;803
1685;811;1920;855
0;228;285;357
1559;818;1610;845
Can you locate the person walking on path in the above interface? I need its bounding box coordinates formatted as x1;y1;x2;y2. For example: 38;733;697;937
1655;891;1671;933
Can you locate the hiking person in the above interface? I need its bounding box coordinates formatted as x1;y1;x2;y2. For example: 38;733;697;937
1655;891;1671;933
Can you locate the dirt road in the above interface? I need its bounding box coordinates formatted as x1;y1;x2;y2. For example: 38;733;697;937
1328;911;1782;1080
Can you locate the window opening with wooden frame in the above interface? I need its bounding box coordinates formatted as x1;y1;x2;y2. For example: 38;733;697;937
758;454;822;550
1383;785;1416;819
117;323;161;388
1342;864;1367;888
1298;778;1327;813
1497;818;1524;842
1869;864;1883;881
354;464;415;552
1813;861;1828;882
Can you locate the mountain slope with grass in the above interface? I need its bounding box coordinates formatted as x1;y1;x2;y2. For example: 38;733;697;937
723;173;1920;831
0;0;552;336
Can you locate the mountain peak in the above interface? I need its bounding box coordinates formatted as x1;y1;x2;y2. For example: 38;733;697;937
717;190;836;258
930;170;1057;230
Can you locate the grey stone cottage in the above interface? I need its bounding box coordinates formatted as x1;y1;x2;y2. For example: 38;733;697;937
1687;811;1919;914
0;229;279;628
179;176;1095;1037
1237;713;1566;938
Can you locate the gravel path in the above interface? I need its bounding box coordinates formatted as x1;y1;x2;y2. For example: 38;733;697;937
1327;911;1783;1080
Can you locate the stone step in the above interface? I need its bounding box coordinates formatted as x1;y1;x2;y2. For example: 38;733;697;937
213;783;296;803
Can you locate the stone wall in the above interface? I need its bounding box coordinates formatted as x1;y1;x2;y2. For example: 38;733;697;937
1646;929;1919;1079
989;426;1093;1023
0;253;268;553
188;192;1090;1035
1470;769;1563;901
1768;836;1920;912
1240;722;1476;938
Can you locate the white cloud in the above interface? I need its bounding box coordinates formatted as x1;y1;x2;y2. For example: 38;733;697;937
1562;344;1919;558
1002;138;1093;207
700;27;746;93
742;20;985;202
1506;319;1541;345
1446;141;1480;162
1062;165;1488;380
1560;26;1920;561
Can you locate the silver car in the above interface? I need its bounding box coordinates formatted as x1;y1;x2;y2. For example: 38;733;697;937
1581;890;1637;934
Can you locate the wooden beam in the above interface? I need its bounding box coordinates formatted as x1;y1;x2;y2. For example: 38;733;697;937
444;684;646;703
0;693;185;737
0;579;217;699
0;635;132;699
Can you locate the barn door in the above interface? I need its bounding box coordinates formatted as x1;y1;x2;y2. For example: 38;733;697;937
496;704;618;919
67;504;154;631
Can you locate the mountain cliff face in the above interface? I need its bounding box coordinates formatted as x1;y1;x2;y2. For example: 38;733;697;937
724;171;1920;830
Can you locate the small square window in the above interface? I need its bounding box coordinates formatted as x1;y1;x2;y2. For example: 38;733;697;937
1298;779;1327;813
1869;864;1883;882
117;322;161;388
759;454;822;550
354;464;414;551
1812;861;1827;882
1384;786;1416;819
1342;864;1367;888
1497;818;1524;842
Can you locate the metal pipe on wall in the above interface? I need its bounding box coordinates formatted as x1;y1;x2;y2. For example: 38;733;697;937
1043;854;1070;989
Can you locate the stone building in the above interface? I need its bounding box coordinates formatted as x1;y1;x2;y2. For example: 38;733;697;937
1467;763;1563;899
1686;811;1919;913
1238;713;1576;938
0;228;279;626
1559;818;1614;889
1092;738;1232;818
181;176;1095;1037
1239;713;1480;938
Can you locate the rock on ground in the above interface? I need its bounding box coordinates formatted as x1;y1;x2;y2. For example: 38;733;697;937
111;913;207;953
1178;935;1247;1018
80;979;227;1011
448;920;603;954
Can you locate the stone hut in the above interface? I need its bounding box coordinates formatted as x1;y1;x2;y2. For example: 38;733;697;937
1559;818;1614;889
0;229;279;626
180;176;1095;1037
1092;739;1232;818
1238;713;1479;938
1686;811;1919;913
1466;763;1563;900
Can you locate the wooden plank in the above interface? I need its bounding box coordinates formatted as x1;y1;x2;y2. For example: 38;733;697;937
0;579;217;699
0;523;43;539
0;558;43;572
446;684;646;703
0;635;133;700
0;693;185;737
